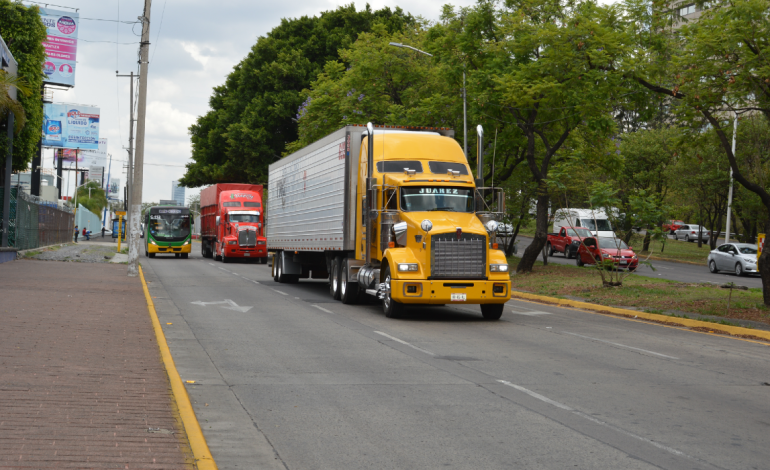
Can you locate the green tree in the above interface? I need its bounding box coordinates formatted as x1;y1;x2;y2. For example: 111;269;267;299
181;4;413;188
0;1;46;171
623;0;770;302
460;0;629;273
76;181;108;215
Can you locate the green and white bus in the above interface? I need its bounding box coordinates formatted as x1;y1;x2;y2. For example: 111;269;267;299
144;206;192;258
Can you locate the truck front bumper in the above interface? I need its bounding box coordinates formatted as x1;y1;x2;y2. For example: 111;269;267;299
224;245;268;258
390;279;510;305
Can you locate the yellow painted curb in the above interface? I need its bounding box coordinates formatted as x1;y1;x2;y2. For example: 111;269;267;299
510;290;770;343
139;266;218;470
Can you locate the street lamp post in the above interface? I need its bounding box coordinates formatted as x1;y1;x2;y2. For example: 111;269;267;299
724;113;737;244
388;42;469;159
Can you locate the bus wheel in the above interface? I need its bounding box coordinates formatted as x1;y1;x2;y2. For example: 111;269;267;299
175;253;180;258
149;253;156;258
145;248;148;257
181;253;188;259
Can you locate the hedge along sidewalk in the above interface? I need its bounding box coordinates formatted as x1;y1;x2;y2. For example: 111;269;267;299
508;257;770;335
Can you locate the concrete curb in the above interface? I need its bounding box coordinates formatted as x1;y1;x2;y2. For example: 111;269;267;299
510;290;770;343
139;266;219;470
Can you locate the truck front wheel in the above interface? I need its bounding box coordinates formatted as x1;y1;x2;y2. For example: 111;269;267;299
480;304;504;321
382;266;405;319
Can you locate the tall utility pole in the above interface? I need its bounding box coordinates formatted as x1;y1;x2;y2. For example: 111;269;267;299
128;0;152;276
116;71;135;243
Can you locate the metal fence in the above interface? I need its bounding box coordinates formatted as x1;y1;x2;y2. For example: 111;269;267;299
0;186;75;249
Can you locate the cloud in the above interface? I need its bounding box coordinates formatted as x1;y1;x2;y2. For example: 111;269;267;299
41;0;478;203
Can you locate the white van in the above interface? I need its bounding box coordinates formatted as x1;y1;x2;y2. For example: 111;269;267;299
553;208;615;238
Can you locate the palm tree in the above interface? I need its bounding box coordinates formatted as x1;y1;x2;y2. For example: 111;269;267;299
0;69;31;134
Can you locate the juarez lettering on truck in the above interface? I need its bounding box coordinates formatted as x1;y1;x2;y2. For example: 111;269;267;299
267;123;511;320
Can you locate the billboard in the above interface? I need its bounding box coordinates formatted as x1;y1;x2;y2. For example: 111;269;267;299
40;8;79;88
107;178;121;199
43;103;100;150
88;166;104;186
81;138;108;169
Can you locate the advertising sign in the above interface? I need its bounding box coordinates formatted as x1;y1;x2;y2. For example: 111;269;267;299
758;233;765;261
107;178;121;199
43;102;100;150
88;166;104;186
40;8;79;88
81;138;108;169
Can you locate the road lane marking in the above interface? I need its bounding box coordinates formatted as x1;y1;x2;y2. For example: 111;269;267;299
312;305;333;314
218;268;231;273
497;380;693;460
208;263;216;266
497;380;573;410
374;331;435;356
272;289;288;295
562;331;678;359
509;308;551;316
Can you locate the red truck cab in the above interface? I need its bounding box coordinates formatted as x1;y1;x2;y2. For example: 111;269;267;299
576;237;638;271
200;184;267;263
547;226;593;259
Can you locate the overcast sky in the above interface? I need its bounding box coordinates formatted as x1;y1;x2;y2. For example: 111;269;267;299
31;0;478;203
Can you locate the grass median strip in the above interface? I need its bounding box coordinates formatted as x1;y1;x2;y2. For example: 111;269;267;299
507;255;770;329
139;266;218;470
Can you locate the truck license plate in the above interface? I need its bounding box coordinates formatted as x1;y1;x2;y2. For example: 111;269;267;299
451;293;466;302
244;253;250;257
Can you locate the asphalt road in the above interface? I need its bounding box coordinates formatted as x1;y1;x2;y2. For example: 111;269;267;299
142;251;770;470
515;236;763;289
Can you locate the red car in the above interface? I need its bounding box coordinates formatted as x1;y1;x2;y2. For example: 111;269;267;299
576;237;639;271
663;220;685;233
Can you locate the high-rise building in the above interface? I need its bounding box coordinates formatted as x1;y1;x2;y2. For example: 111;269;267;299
171;180;185;206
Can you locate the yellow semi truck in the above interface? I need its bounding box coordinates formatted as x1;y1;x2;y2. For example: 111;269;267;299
267;123;511;320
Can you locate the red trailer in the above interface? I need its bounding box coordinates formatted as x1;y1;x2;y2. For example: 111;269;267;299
200;184;266;263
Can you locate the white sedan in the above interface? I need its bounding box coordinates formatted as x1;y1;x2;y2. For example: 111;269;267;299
707;243;759;276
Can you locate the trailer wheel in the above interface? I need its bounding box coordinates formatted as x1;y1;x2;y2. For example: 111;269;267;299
329;257;341;300
480;304;504;321
181;253;188;259
276;256;285;282
340;258;358;304
272;254;279;281
382;266;404;319
201;242;207;257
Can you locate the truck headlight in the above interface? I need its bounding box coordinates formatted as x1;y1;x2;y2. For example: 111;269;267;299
485;220;499;232
257;240;266;245
398;263;418;272
228;240;236;245
490;264;509;272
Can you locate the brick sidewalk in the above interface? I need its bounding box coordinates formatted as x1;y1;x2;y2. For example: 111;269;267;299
0;260;194;469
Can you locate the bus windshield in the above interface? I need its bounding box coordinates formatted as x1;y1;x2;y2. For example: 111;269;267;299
148;208;190;241
400;187;474;212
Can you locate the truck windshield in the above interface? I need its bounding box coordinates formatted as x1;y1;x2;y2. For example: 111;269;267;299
400;187;474;212
148;209;190;241
229;213;259;223
580;218;612;232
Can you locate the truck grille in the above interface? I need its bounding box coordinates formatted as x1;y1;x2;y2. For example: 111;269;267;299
238;230;256;247
430;233;486;279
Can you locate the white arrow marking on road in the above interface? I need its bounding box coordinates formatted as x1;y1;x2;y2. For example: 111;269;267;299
190;299;252;313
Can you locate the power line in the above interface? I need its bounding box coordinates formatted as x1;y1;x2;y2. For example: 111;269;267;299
151;0;168;64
